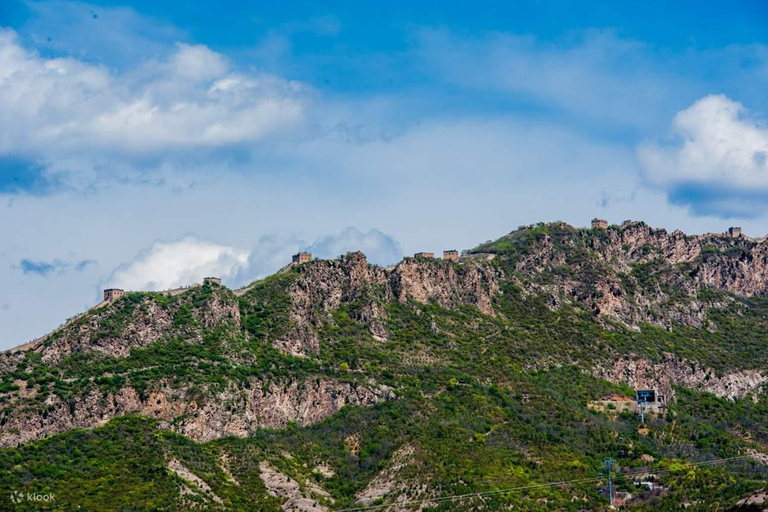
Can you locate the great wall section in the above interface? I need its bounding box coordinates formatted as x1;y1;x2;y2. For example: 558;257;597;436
3;219;753;354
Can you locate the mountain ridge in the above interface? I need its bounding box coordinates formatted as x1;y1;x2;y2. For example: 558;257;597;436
3;221;768;510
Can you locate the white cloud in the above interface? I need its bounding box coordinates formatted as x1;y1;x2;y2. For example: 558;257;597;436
103;227;403;294
0;29;308;187
171;43;229;81
639;95;768;190
229;228;403;287
235;234;306;285
106;237;250;291
307;227;403;266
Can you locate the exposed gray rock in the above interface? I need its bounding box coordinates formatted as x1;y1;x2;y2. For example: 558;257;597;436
0;377;394;447
595;353;766;401
259;461;329;512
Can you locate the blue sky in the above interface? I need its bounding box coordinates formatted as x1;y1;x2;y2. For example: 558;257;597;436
2;0;768;348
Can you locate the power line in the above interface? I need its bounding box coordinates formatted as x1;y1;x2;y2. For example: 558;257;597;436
604;458;614;507
335;454;759;511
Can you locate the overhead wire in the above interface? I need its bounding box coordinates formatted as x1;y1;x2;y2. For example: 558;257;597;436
335;454;759;511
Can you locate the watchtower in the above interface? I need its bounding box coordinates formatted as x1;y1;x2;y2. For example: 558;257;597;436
728;226;742;237
414;252;435;259
591;218;608;229
103;288;125;302
292;252;312;264
203;277;222;286
443;250;459;261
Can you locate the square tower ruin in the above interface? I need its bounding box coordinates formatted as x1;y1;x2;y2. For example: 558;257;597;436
443;250;459;261
103;288;125;302
292;252;312;264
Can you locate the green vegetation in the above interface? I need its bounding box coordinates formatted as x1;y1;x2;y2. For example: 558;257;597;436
2;223;768;510
239;271;297;341
0;416;283;511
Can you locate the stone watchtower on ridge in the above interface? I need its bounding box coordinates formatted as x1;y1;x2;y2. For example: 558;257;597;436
103;288;124;302
203;277;222;286
292;252;312;264
443;250;459;261
591;218;608;229
728;226;742;237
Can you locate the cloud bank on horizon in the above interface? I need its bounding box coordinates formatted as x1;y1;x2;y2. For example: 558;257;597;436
2;0;768;348
104;228;402;293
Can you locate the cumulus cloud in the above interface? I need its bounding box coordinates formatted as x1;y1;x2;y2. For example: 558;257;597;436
639;95;768;217
235;234;305;285
229;228;403;287
106;228;404;294
0;29;308;191
307;227;403;266
171;43;229;81
106;237;249;291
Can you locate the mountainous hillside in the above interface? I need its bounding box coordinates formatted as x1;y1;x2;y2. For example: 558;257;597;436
2;221;768;510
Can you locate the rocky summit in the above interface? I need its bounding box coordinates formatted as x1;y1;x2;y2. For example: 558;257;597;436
2;221;768;511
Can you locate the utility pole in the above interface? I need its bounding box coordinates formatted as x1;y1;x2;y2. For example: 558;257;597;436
603;458;614;507
638;398;645;424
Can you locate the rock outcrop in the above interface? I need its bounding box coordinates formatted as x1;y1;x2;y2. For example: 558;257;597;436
390;258;500;316
595;353;767;401
354;444;430;510
494;222;768;328
0;377;394;447
259;461;331;512
20;287;242;366
268;252;503;356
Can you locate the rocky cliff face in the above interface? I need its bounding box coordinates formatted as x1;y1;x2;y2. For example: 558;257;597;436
590;224;768;298
268;252;503;356
390;257;500;317
595;353;767;401
0;252;501;448
5;250;508;364
0;376;393;447
485;222;768;329
18;285;242;366
272;252;391;355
